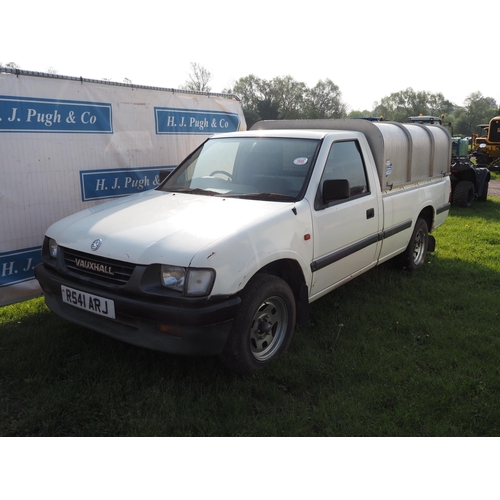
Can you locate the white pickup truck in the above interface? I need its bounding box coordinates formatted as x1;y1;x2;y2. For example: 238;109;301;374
35;119;452;373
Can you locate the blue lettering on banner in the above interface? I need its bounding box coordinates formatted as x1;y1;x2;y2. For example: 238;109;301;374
0;247;42;287
155;107;240;135
0;95;113;133
80;166;175;201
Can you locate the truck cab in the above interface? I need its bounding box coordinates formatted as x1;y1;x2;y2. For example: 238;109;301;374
36;119;451;374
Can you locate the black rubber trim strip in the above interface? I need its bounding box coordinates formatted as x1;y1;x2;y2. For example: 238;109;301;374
310;219;412;272
436;203;451;215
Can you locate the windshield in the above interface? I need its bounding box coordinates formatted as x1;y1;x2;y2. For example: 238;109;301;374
159;137;320;201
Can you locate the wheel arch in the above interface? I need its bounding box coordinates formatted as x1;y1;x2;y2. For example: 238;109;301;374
451;168;476;185
417;205;434;233
256;259;309;325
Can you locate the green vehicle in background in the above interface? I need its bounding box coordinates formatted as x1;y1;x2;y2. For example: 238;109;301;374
409;115;490;208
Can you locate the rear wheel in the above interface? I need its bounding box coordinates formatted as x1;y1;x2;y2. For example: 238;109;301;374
477;180;489;202
452;180;475;207
220;274;296;374
399;218;429;271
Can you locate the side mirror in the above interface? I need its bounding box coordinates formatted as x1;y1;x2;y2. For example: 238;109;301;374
322;179;350;204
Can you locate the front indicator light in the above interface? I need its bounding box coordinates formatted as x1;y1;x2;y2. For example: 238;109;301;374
161;265;215;296
186;269;215;296
157;324;182;336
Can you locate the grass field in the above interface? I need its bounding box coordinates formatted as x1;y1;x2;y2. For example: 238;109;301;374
1;198;500;437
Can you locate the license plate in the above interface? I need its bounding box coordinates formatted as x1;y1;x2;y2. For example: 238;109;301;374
61;285;116;319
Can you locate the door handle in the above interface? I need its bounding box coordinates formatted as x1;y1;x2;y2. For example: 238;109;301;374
366;208;375;219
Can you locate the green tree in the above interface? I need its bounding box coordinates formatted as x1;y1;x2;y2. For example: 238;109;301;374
1;62;21;69
453;92;498;135
226;74;263;111
226;74;305;126
225;74;267;124
181;62;212;93
271;75;307;119
226;75;347;127
303;79;347;119
348;110;379;118
426;92;455;116
373;87;454;122
256;98;280;120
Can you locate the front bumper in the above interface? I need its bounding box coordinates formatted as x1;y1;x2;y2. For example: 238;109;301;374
35;263;240;356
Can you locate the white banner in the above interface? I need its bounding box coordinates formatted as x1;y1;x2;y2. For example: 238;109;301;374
0;69;246;306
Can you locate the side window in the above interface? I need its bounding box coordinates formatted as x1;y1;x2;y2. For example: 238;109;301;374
321;140;369;198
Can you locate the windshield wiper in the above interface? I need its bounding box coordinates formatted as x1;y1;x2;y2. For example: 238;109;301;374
165;187;218;196
227;192;297;201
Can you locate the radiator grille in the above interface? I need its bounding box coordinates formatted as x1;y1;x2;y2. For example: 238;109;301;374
63;248;136;286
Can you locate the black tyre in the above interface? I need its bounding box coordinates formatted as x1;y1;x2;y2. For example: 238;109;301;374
490;158;500;171
452;180;475;207
477;180;489;202
475;153;489;166
220;274;296;374
399;218;429;271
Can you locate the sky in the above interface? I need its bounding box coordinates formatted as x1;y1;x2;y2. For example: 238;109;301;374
2;0;499;112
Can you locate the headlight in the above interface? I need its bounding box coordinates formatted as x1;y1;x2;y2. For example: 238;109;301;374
49;238;58;258
161;266;185;292
161;266;215;296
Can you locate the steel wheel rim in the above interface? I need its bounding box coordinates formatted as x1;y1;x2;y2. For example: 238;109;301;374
413;229;426;265
249;296;288;361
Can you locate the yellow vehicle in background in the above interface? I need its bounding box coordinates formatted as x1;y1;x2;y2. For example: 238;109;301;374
409;115;490;207
471;116;500;170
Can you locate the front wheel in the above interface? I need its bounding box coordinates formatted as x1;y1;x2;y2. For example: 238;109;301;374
399;218;429;271
220;274;296;374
